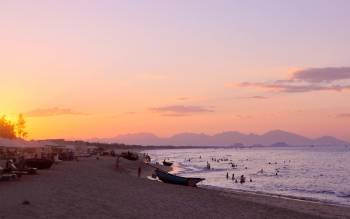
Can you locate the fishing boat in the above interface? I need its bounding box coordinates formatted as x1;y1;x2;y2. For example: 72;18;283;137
25;158;53;169
162;160;173;166
155;169;204;187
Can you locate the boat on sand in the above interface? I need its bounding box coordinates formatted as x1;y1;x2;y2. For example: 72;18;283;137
25;158;53;169
155;169;204;187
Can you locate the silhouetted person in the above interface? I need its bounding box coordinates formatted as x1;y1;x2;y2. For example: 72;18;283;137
116;156;120;169
240;175;246;184
138;166;141;177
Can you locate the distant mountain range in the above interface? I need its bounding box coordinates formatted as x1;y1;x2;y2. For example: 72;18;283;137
89;130;349;147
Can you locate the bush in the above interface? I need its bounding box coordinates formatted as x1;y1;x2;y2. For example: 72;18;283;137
0;116;16;139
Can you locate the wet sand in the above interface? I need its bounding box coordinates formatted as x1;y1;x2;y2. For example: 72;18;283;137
0;156;349;219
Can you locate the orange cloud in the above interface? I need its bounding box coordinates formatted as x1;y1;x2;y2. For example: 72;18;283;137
24;107;86;117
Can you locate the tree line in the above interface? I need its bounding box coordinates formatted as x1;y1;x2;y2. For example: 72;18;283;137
0;114;27;139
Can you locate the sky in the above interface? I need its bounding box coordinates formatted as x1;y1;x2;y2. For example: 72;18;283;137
1;0;350;141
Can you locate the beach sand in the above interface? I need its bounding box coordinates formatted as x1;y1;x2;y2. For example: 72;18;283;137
1;156;349;219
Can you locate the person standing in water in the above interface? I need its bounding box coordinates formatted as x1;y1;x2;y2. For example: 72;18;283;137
240;175;246;184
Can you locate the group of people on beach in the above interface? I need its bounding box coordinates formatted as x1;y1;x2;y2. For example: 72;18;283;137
202;155;288;184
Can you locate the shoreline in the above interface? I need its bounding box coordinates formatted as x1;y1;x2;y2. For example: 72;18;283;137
194;180;350;208
160;162;350;208
111;155;350;218
140;161;350;218
142;148;350;208
200;184;350;208
149;160;350;208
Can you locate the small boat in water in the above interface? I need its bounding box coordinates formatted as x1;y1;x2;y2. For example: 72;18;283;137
162;160;173;166
155;169;204;187
25;158;53;169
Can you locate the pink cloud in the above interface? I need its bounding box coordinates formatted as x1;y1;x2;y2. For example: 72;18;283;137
292;67;350;83
150;105;214;116
337;113;350;118
233;67;350;93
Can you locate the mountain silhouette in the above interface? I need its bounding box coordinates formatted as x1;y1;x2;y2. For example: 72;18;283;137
92;130;349;147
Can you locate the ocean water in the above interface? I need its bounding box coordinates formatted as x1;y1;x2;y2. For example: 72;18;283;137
144;146;350;206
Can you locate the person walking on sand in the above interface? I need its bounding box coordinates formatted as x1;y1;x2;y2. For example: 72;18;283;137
116;156;120;169
138;165;142;177
232;173;235;180
226;172;229;179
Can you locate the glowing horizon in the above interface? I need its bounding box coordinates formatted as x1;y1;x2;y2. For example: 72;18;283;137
1;1;350;141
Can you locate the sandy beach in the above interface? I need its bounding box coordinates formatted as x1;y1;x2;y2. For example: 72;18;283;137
1;156;349;219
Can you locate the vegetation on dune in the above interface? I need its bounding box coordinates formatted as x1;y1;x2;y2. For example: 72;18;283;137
0;114;28;139
16;114;28;138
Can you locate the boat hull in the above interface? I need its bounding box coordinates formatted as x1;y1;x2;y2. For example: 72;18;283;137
155;169;204;187
25;159;53;169
162;161;173;166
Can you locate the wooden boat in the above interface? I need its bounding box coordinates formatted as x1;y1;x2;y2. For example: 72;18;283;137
25;158;53;169
120;151;139;161
162;160;173;166
155;169;204;187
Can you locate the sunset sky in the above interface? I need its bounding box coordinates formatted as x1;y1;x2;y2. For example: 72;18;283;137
1;0;350;141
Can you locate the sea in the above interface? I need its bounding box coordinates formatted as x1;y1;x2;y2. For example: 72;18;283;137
144;146;350;206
